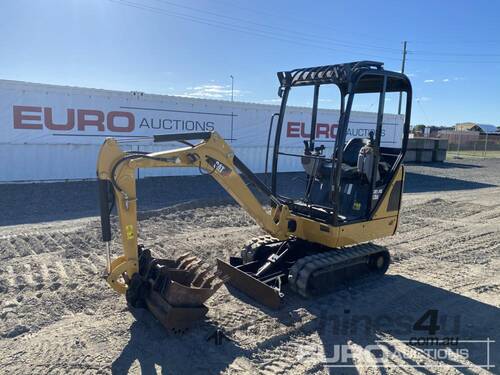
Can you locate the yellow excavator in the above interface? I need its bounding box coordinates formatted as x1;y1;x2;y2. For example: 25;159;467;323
97;61;412;330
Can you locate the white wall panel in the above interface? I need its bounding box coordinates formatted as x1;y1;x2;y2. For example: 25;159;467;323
0;79;402;182
0;144;305;182
1;143;99;181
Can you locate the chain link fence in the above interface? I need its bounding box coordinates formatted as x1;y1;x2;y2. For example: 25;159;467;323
438;131;500;159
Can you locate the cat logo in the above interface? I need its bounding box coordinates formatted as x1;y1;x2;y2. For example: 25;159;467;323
205;156;232;176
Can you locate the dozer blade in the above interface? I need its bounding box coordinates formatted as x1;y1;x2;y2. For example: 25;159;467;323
128;246;223;331
217;258;283;310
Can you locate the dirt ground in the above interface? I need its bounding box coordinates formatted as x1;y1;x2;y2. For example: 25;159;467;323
0;159;499;374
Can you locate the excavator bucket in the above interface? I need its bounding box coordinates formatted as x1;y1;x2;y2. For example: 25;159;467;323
127;246;223;331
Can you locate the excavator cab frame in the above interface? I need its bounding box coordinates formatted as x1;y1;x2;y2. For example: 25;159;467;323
268;61;412;227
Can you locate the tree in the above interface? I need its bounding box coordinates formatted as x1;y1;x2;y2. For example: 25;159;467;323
413;124;426;133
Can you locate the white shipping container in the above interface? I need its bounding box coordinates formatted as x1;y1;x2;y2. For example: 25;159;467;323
0;80;402;182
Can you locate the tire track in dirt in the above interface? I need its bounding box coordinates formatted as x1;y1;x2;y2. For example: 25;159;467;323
1;180;499;373
0;222;113;339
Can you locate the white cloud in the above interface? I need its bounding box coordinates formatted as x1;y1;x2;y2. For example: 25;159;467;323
406;73;416;77
424;79;434;83
181;84;245;99
442;78;450;82
416;96;431;102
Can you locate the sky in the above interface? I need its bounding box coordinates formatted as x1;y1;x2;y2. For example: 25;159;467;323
1;0;499;126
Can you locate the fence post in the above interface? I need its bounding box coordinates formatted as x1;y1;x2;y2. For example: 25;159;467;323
457;130;462;157
483;132;488;159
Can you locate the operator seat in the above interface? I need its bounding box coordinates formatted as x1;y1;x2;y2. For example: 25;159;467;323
304;138;374;208
338;137;376;220
343;138;370;167
357;141;380;183
343;137;381;183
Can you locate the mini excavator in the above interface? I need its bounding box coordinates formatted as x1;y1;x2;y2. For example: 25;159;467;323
97;61;412;330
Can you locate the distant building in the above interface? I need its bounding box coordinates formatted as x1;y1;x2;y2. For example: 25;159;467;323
455;122;498;134
438;129;479;144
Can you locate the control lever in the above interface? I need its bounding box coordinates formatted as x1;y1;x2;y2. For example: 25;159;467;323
303;140;311;155
314;145;325;155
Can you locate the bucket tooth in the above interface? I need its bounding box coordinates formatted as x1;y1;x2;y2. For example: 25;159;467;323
175;253;192;264
192;270;210;287
200;274;218;288
184;259;203;272
178;256;199;270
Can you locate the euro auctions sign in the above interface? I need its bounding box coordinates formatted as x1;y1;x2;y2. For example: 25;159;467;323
1;80;403;148
10;105;218;140
1;80;237;145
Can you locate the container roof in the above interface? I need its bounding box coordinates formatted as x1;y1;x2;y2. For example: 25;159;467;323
476;124;498;133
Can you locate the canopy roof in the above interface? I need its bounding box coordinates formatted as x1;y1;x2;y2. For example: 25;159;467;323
277;61;411;94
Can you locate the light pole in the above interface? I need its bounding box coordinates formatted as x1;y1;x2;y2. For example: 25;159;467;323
229;75;234;142
230;75;234;102
398;41;407;115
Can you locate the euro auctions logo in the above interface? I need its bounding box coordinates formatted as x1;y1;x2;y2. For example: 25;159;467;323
286;121;387;140
287;121;338;140
13;105;135;132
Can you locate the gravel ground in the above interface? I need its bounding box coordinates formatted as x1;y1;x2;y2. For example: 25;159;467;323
0;158;499;374
1;159;497;227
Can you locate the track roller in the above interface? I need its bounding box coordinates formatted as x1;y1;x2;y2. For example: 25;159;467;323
368;250;391;274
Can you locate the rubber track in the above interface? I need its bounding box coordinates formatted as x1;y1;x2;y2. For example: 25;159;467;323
288;242;387;297
240;235;280;264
